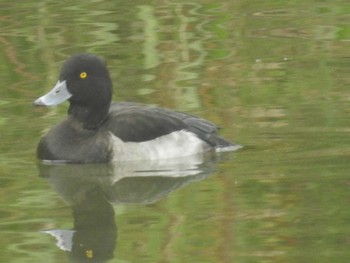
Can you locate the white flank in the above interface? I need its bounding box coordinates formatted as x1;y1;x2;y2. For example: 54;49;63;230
110;130;210;162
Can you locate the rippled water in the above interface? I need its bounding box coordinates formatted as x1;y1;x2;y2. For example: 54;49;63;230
0;1;349;262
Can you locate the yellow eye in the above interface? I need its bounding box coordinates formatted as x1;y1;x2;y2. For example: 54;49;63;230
85;250;94;258
80;72;87;79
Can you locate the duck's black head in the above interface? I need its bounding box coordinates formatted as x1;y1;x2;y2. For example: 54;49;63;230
34;54;113;130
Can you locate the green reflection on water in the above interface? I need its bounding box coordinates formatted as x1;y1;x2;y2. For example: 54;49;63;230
0;0;349;262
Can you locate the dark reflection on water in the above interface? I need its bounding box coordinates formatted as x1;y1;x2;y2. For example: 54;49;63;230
37;153;223;262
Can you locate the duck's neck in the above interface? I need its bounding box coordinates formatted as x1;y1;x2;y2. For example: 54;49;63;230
68;103;110;130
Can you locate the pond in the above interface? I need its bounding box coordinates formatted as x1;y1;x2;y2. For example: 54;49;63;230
0;0;349;262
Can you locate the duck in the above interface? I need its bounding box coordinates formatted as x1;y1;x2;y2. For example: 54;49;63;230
34;54;240;163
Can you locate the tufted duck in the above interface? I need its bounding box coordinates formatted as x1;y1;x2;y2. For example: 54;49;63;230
34;54;240;163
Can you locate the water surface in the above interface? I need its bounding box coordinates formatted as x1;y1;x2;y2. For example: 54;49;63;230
0;0;349;262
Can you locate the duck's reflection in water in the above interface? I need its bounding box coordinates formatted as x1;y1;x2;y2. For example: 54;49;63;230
38;153;228;262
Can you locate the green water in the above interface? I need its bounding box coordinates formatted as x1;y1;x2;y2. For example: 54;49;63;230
0;0;349;262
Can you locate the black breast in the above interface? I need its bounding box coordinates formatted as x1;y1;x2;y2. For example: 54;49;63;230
37;119;112;163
